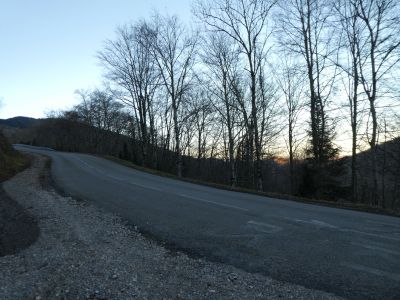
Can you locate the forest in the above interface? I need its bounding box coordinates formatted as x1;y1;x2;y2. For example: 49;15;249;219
31;0;400;210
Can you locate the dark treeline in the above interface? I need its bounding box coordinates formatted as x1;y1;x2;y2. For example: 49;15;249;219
39;97;300;195
36;0;399;210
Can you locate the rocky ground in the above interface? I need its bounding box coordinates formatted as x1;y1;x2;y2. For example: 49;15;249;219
0;155;343;299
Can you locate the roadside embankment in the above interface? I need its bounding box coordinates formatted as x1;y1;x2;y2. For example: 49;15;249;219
0;132;37;257
0;132;30;182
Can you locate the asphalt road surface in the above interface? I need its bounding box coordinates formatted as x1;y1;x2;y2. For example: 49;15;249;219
16;145;400;299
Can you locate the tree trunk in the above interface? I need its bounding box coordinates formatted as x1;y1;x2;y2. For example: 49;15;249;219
173;97;182;177
289;127;294;195
223;72;236;187
250;69;263;191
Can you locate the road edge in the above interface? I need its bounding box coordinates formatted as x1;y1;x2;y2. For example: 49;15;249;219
102;155;400;218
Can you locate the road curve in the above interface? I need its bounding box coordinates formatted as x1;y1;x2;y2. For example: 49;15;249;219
16;145;400;300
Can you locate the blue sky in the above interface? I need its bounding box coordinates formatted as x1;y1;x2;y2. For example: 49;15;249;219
0;0;192;119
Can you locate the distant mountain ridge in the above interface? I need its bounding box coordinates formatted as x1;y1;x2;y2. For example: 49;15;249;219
0;117;39;129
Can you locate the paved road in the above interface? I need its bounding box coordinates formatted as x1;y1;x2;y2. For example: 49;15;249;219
16;145;400;299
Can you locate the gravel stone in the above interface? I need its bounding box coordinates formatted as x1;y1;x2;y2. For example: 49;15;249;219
0;155;343;299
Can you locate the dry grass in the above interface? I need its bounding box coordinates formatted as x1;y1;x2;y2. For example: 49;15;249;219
0;134;31;182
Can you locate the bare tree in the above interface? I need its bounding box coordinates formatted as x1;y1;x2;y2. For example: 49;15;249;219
202;32;240;186
195;0;277;191
275;55;306;194
257;62;284;166
278;0;339;166
190;88;212;167
354;0;400;205
66;89;128;154
149;14;197;177
333;0;362;202
98;21;160;167
74;89;95;127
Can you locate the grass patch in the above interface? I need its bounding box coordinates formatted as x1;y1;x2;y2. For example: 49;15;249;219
0;152;31;182
0;133;31;182
102;155;400;218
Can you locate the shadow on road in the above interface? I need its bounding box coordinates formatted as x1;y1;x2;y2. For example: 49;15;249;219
0;186;39;257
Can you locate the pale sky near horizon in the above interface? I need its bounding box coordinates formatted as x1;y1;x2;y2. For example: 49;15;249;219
0;0;192;119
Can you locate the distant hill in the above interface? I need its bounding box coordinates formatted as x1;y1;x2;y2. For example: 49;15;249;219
355;137;400;162
0;117;39;129
349;137;400;208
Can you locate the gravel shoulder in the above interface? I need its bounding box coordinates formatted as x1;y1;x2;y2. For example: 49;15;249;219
0;155;343;299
